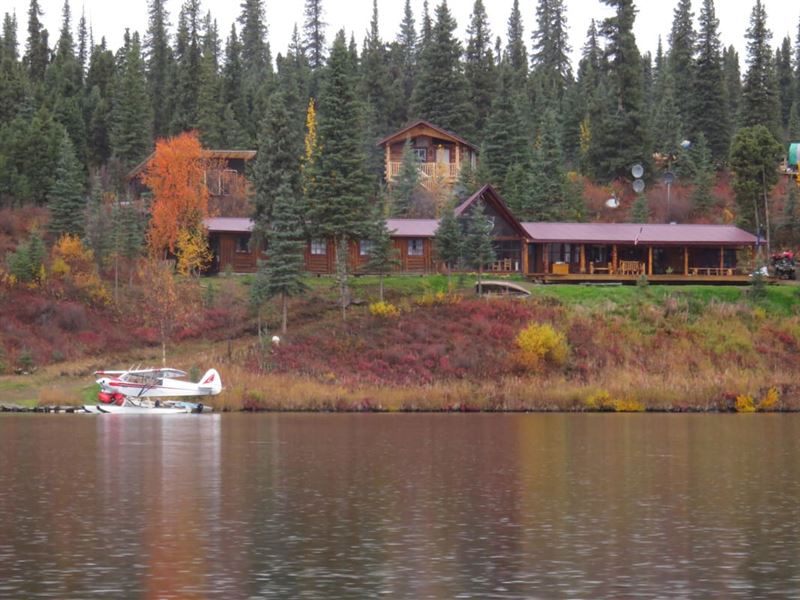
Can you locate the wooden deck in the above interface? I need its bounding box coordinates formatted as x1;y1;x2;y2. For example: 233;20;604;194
533;273;754;285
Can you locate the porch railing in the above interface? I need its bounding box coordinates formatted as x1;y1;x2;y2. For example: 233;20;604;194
387;161;460;181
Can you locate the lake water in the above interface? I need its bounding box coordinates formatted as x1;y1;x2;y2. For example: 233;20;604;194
1;414;799;599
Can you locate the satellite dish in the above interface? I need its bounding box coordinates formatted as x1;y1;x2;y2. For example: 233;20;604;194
680;139;692;150
663;171;676;185
631;163;644;179
632;179;645;194
605;196;620;209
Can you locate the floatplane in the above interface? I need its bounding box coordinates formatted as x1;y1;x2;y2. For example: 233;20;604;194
84;367;222;414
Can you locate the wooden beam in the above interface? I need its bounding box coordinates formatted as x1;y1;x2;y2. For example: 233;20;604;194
543;244;550;274
719;246;724;271
612;244;618;274
579;244;586;274
684;246;689;275
648;246;653;275
385;144;391;181
522;241;529;274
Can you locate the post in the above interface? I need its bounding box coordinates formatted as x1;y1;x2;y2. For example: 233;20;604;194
684;246;689;275
455;144;461;178
580;244;586;274
612;245;618;274
543;244;550;274
385;144;391;181
648;246;653;276
522;241;529;275
719;246;724;274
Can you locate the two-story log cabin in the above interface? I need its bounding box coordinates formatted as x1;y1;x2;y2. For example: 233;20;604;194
378;120;478;192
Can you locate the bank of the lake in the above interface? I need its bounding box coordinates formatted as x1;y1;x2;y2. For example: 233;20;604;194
2;278;798;413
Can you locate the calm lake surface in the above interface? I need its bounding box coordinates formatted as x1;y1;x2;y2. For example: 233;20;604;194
1;413;800;599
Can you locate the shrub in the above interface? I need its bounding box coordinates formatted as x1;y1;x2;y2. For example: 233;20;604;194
735;394;756;413
757;387;780;412
584;389;645;412
514;322;568;371
369;301;400;317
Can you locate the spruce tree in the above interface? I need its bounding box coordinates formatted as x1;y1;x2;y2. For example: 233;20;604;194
531;0;572;103
630;193;650;222
588;0;649;180
170;0;202;133
527;108;566;221
390;139;419;216
77;9;87;76
410;1;470;135
433;198;463;286
667;0;695;128
741;0;781;138
145;0;173;139
3;12;19;61
307;30;372;319
505;0;527;92
390;0;417;126
252;178;307;334
776;37;795;134
222;25;249;143
110;31;152;170
365;203;399;302
693;0;729;161
84;175;111;267
463;200;495;295
483;64;528;190
303;0;326;70
48;135;86;238
361;0;391;179
651;69;684;159
729;124;783;232
464;0;495;137
690;133;716;216
723;45;742;130
252;83;303;246
197;23;224;148
24;0;48;82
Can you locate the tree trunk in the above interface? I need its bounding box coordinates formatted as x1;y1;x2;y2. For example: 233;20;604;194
281;293;288;334
379;274;384;302
114;254;119;303
336;236;349;321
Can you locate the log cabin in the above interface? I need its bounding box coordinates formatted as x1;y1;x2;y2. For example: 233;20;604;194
378;120;478;192
205;185;759;283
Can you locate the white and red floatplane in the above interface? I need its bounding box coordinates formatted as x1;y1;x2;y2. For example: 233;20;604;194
84;367;222;414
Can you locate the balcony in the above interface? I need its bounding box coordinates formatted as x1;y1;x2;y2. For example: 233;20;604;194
387;161;460;190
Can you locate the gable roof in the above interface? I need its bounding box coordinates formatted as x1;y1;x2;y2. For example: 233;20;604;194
377;120;478;151
522;222;757;246
205;217;254;233
455;184;532;239
127;149;257;180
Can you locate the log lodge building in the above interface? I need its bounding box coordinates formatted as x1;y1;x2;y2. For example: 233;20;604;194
133;122;759;283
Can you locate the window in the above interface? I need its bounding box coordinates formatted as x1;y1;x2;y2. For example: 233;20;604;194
235;234;250;253
408;239;424;256
359;240;374;256
412;148;427;162
311;239;327;255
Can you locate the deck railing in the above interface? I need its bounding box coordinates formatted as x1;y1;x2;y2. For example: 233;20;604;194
387;161;460;181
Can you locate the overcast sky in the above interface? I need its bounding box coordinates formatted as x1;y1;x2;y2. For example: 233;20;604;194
6;0;800;68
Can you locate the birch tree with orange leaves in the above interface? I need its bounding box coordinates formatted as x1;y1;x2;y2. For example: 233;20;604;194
142;131;211;272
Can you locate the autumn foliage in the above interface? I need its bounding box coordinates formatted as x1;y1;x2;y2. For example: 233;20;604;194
142;131;211;263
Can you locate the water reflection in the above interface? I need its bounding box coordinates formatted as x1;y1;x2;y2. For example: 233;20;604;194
1;414;799;598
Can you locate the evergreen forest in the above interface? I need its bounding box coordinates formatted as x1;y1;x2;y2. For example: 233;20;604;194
1;0;799;248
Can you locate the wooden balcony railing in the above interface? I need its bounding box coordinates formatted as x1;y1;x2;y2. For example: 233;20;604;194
387;161;460;181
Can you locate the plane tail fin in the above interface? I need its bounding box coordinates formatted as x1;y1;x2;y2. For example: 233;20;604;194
197;369;222;395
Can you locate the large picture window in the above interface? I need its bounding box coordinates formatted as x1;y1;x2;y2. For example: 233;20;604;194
310;239;327;255
407;239;424;256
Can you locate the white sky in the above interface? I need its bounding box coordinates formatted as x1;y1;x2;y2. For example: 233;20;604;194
5;0;799;68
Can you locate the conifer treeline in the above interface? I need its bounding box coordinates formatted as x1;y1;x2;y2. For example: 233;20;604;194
0;0;798;223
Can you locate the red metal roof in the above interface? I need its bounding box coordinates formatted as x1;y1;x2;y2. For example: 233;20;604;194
204;217;253;233
377;120;478;151
521;222;757;246
386;218;440;237
127;149;257;179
